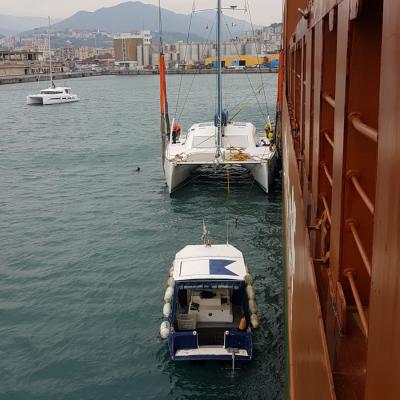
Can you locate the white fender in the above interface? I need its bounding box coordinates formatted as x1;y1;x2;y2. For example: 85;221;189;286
244;273;253;286
163;302;171;318
167;277;174;287
246;284;255;300
160;321;170;339
169;266;174;276
251;313;260;329
164;286;174;303
249;299;257;314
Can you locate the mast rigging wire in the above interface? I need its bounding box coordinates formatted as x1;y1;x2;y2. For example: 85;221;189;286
225;23;268;123
176;22;216;122
244;0;271;124
174;0;196;120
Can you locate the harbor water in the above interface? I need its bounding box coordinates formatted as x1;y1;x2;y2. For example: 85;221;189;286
0;74;283;399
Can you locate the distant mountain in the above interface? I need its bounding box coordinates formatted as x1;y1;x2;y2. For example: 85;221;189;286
51;1;254;39
0;15;51;36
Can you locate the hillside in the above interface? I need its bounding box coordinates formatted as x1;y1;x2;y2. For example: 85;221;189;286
51;1;253;39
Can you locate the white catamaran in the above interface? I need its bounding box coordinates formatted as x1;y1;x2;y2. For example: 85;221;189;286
27;17;79;105
159;1;276;193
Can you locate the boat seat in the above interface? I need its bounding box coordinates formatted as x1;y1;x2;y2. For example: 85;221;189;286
176;313;197;330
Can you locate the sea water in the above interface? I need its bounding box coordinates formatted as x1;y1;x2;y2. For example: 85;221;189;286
0;73;283;399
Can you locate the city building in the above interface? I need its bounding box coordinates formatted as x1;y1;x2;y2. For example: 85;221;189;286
113;31;151;69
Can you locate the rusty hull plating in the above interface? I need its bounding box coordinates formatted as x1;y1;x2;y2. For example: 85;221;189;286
282;0;400;398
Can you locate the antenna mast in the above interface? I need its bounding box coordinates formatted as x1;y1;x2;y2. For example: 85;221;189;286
48;16;54;88
215;0;222;158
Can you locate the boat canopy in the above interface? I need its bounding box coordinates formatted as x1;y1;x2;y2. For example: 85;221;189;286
172;244;247;281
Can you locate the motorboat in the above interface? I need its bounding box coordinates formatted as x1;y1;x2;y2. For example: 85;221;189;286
160;226;259;361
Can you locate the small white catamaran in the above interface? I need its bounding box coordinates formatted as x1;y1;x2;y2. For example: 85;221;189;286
159;1;276;193
27;17;79;105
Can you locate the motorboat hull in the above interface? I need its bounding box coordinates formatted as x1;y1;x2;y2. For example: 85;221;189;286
161;244;257;362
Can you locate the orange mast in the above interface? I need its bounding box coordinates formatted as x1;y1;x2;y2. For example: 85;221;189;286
159;51;170;168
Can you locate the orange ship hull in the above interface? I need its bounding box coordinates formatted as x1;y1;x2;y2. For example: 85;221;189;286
282;0;400;398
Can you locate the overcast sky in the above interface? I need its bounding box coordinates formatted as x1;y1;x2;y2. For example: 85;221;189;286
0;0;283;26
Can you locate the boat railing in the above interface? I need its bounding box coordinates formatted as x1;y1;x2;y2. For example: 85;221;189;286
345;270;368;338
322;92;336;109
322;129;334;149
319;193;332;225
348;113;378;143
346;219;372;277
346;170;374;215
320;161;333;187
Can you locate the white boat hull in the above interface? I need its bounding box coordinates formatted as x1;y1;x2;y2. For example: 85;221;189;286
164;160;196;193
27;94;80;105
163;122;277;194
244;157;277;193
164;154;276;194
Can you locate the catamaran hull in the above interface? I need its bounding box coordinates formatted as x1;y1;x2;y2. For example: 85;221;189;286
165;155;276;194
164;160;196;193
26;95;80;105
244;156;277;193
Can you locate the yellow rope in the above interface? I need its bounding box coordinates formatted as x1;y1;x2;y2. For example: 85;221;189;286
225;147;251;161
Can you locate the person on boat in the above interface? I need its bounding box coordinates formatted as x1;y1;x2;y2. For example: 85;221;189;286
264;122;273;139
172;122;181;144
239;315;247;331
264;122;274;149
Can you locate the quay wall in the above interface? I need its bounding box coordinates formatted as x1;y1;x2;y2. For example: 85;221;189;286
0;67;278;85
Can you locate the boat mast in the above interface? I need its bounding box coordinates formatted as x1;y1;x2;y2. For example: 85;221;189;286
158;0;170;169
215;0;222;157
48;16;54;88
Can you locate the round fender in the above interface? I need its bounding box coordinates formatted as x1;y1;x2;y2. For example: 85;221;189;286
160;321;170;339
246;284;255;300
164;286;174;303
163;302;171;318
251;313;260;329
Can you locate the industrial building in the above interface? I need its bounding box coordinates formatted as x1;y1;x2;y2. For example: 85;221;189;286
113;31;152;69
204;55;271;68
0;50;66;76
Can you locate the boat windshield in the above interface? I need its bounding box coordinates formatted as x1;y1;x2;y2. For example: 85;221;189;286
223;136;249;148
40;90;64;94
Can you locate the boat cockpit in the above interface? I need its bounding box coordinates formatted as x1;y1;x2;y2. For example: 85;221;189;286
174;286;246;346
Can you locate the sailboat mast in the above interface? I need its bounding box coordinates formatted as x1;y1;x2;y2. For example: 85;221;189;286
48;16;53;87
216;0;222;156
